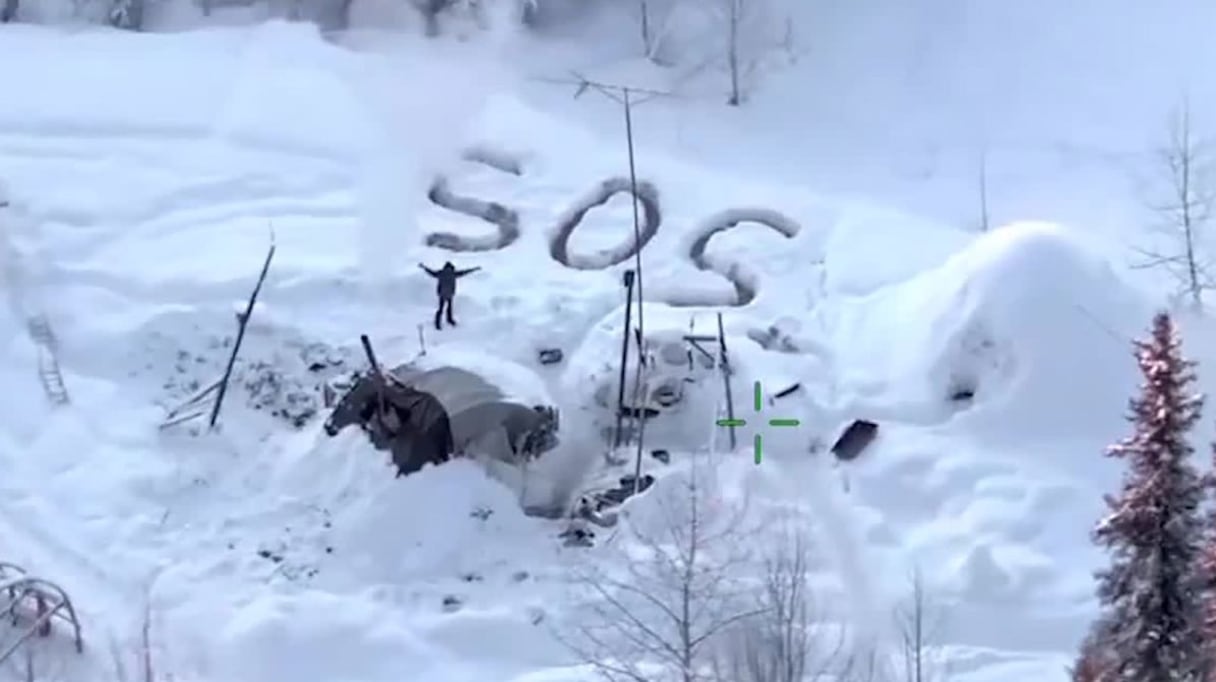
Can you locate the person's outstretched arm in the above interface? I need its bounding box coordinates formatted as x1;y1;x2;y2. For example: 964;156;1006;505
455;266;482;277
419;263;439;277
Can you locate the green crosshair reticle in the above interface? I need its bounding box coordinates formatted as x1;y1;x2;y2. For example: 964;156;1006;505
716;381;801;464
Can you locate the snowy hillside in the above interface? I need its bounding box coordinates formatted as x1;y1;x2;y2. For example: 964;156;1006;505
1;3;1215;681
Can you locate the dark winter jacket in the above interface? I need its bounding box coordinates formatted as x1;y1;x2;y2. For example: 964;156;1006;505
421;262;479;299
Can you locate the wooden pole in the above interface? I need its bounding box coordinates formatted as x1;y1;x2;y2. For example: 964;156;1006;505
209;239;275;429
717;312;737;450
613;269;636;449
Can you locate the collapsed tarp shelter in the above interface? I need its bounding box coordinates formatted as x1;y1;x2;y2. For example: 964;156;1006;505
325;364;559;477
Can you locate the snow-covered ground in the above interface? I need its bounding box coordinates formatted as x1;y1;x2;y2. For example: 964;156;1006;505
0;4;1213;680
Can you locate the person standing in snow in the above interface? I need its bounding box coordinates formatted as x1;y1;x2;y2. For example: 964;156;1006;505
419;261;481;330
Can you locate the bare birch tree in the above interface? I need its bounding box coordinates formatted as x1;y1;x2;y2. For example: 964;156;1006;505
561;461;758;682
1134;103;1216;310
710;526;854;682
895;570;949;682
633;0;689;66
712;0;793;106
629;0;684;63
713;0;798;106
638;0;654;55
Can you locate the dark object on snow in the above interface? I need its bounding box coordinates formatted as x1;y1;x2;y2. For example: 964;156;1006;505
571;472;658;529
538;348;563;365
618;405;660;420
831;419;878;462
950;387;975;402
325;367;453;477
603;474;654;506
612;268;638;449
419;261;481;330
522;504;566;519
323;353;560;478
652;380;683;407
559;523;596;547
578;474;656;516
575;505;618;529
774;383;801;399
650;449;670;464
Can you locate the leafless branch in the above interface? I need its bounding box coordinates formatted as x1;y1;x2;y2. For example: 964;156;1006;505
710;526;852;682
713;0;790;106
1134;101;1216;309
895;569;949;682
559;461;760;681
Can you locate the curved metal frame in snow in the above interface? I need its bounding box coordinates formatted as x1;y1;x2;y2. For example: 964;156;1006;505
0;562;84;664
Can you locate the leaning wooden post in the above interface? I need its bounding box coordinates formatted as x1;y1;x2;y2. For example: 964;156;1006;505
612;269;636;449
717;312;737;450
209;236;275;430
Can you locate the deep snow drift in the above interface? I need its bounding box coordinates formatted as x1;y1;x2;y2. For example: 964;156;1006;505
0;14;1188;682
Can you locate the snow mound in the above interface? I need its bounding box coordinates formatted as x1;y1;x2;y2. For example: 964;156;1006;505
828;221;1148;447
330;458;549;585
216;591;452;682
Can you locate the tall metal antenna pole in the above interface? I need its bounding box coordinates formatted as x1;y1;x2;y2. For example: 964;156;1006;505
543;73;674;492
622;87;650;494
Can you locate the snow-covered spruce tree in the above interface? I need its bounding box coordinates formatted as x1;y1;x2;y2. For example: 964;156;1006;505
1200;432;1216;675
1071;633;1110;682
1089;310;1206;681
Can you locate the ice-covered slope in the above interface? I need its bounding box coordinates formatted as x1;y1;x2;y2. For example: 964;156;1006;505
0;17;1183;682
